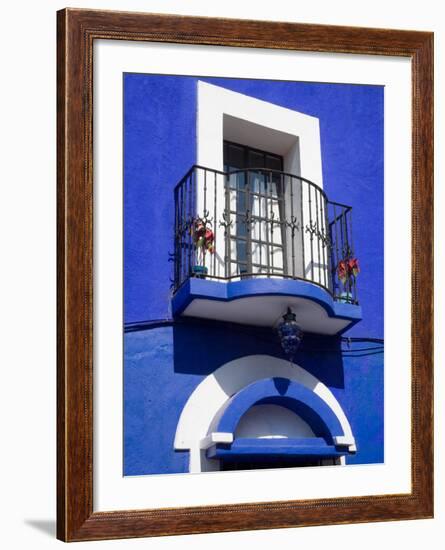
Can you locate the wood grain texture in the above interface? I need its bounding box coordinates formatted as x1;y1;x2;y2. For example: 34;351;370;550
57;8;434;542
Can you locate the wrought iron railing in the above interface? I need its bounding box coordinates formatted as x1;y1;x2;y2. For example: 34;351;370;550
173;165;358;304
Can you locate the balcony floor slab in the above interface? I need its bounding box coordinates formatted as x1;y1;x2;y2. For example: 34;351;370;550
172;278;362;335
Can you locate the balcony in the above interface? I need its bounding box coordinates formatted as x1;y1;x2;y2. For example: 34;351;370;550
172;165;362;335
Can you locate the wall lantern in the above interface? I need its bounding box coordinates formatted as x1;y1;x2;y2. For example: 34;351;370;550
277;308;303;362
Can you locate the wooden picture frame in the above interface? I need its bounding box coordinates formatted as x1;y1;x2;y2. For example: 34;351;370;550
57;8;433;542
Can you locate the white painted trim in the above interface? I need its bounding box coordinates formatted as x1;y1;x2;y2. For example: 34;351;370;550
174;354;355;472
333;435;356;449
197;81;322;180
199;433;234;450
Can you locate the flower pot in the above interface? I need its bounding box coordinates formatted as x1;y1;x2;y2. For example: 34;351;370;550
338;291;352;304
192;265;208;278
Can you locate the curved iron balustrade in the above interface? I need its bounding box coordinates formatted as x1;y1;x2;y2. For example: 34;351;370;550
173;165;358;304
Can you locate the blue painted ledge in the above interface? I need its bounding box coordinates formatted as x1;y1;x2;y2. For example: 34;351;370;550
172;277;362;334
207;438;348;460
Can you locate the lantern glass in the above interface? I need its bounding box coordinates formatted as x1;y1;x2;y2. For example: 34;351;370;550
277;308;303;361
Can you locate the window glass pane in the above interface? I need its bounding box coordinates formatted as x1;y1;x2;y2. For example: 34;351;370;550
251;194;265;217
271;246;284;269
265;154;283;171
227;171;246;190
270;224;283;245
270;176;282;197
251;242;267;266
252;220;267;242
237;172;247;190
229;188;237;211
237;190;246;213
252;264;267;275
231;261;248;275
223;141;285;276
229;262;242;277
236;240;247;263
225;143;245;168
230;240;248;266
250;171;266;194
236;216;247;237
248;150;264;169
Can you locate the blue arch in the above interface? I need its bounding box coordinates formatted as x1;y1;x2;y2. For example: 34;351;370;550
213;378;345;444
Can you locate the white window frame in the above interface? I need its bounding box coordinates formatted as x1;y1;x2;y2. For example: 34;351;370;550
196;81;327;282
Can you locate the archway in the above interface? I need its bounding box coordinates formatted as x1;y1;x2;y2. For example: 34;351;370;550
206;377;351;470
174;355;356;472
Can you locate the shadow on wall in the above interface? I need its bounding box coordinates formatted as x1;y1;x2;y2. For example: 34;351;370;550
172;319;345;389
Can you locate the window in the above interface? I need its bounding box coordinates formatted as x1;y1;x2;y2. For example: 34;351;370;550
224;140;287;277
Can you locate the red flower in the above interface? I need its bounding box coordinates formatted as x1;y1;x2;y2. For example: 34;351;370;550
193;219;215;254
348;258;360;277
193;220;206;239
337;257;360;283
205;228;215;253
337;260;348;284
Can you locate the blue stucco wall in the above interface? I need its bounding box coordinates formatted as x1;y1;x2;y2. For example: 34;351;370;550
123;74;384;475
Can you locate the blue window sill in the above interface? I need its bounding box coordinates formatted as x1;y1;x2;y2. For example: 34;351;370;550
207;437;349;460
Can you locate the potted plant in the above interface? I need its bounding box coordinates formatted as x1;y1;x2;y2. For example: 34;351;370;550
337;257;360;303
191;218;214;277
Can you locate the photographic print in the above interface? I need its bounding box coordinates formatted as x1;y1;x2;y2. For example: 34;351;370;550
123;74;384;476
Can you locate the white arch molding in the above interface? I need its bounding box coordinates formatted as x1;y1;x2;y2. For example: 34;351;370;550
174;354;356;472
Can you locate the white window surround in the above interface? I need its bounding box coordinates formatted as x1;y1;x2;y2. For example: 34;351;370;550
174;354;355;473
195;81;328;283
197;80;323;181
